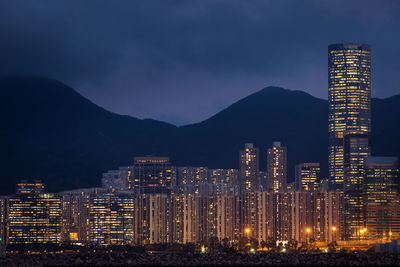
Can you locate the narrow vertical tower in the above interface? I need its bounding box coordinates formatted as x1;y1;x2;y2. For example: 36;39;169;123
239;143;260;194
328;43;371;189
342;130;371;240
267;141;287;192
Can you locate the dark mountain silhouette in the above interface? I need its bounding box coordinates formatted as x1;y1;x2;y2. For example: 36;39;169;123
0;76;178;194
0;76;399;194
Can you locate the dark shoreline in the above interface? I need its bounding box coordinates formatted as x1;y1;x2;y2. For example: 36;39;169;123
1;251;400;266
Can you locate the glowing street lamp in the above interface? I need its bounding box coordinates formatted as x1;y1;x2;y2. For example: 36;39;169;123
244;228;252;252
359;228;367;244
245;228;251;235
331;226;337;241
306;228;311;246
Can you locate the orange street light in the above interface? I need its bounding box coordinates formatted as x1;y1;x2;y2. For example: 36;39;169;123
331;226;337;241
245;228;251;234
306;228;311;246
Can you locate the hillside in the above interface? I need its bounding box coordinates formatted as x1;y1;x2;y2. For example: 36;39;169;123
0;76;399;194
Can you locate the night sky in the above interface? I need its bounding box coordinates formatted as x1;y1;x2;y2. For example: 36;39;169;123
1;0;399;125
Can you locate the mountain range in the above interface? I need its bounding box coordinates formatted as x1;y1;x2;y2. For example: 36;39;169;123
0;76;399;194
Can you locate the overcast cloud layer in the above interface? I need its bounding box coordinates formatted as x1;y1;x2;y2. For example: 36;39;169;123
1;0;399;125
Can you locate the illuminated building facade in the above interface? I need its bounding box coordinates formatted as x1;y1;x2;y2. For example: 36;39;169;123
328;43;371;188
132;157;175;194
219;192;241;242
257;191;275;243
8;181;62;244
61;189;94;244
267;142;287;192
16;180;44;194
209;169;239;186
257;190;342;243
134;194;170;245
177;167;208;185
170;188;200;243
273;191;293;241
307;190;342;243
170;184;241;244
295;163;320;191
342;130;371;240
293;191;311;242
241;192;260;240
89;192;135;245
364;157;400;241
239;143;260;194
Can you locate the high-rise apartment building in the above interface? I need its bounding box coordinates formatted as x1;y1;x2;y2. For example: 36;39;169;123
209;169;239;186
170;189;200;243
132;157;175;194
342;130;371;240
239;143;260;194
134;193;170;245
7;181;62;244
257;189;342;244
61;189;92;244
364;157;400;241
295;163;320;191
328;43;371;188
177;167;208;185
267;142;287;192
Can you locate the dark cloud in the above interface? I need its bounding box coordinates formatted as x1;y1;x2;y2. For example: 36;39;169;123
1;0;399;125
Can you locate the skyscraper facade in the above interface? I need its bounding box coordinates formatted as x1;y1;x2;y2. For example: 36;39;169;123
267;142;287;192
239;143;260;194
295;163;320;191
177;167;208;185
131;157;175;194
8;181;62;244
61;189;91;244
342;130;371;240
364;157;400;241
89;192;135;245
328;43;371;188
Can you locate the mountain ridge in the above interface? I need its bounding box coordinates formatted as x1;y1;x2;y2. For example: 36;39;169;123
0;76;399;194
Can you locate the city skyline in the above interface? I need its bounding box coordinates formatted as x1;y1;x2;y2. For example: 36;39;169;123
2;1;400;264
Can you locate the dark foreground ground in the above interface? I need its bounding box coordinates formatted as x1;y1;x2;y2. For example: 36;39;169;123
1;252;400;266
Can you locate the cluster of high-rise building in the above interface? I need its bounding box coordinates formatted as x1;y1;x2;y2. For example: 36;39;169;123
0;153;341;246
0;43;399;248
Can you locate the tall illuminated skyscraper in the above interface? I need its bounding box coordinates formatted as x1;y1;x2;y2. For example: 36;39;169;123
328;43;371;188
239;143;260;194
267;142;287;192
